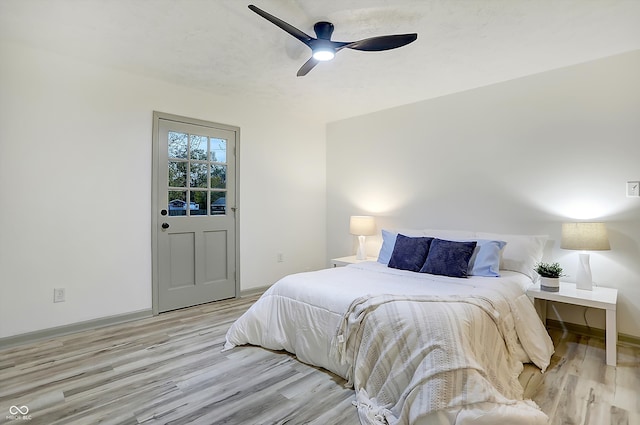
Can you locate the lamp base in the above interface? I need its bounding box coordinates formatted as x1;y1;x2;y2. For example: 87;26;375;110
575;253;593;291
355;235;367;260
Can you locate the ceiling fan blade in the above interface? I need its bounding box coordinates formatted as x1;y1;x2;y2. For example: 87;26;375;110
248;5;314;46
297;57;319;77
342;33;417;52
248;5;418;77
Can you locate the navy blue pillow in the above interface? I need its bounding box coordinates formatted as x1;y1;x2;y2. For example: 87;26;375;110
420;238;477;278
388;234;434;272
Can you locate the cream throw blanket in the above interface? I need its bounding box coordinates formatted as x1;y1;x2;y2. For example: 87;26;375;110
334;294;548;425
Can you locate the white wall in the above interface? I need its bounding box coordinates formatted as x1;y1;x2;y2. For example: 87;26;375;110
2;40;638;342
0;41;326;338
327;50;640;338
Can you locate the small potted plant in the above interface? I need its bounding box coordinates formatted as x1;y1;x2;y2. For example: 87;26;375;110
535;262;564;292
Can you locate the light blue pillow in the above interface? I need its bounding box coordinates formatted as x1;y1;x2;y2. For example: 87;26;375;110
377;229;397;265
467;239;507;277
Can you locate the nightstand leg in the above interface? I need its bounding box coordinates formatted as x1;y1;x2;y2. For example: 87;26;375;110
533;299;547;325
606;308;617;366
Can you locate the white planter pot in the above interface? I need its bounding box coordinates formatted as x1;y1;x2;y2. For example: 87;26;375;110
540;277;560;292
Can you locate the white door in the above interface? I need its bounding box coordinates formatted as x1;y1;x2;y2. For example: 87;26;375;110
152;112;238;313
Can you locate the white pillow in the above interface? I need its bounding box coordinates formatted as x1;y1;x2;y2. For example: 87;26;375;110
423;229;475;240
476;232;548;280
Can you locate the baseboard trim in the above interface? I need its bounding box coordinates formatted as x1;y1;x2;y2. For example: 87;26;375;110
1;288;267;351
546;319;640;347
0;309;153;350
240;285;269;298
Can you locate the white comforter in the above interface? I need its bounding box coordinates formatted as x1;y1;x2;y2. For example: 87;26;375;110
224;262;554;424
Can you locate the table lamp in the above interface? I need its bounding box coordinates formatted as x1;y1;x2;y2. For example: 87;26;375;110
350;216;376;260
560;222;610;290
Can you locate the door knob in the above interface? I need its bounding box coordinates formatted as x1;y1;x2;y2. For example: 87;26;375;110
161;222;170;229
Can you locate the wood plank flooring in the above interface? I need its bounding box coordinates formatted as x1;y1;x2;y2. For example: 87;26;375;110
1;295;638;424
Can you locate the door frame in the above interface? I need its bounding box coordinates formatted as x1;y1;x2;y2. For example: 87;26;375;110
151;111;240;315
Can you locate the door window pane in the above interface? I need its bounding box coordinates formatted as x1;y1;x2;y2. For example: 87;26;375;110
167;132;230;217
168;191;187;216
210;165;227;189
168;132;188;159
190;135;208;160
210;192;226;215
190;191;207;216
168;161;187;187
190;163;208;188
211;139;227;163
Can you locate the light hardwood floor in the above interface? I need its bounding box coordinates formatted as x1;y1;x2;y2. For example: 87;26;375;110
1;295;638;425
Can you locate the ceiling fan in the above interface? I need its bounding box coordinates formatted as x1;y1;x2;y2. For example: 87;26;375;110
248;4;418;77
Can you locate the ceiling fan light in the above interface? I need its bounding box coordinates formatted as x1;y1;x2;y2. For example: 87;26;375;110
312;48;335;61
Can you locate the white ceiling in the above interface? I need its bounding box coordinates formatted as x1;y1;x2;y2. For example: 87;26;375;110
2;0;640;122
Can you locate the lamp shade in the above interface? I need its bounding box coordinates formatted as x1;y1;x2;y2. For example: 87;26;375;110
561;222;610;251
349;216;376;236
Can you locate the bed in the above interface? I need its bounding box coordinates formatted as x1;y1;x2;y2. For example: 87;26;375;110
224;230;555;425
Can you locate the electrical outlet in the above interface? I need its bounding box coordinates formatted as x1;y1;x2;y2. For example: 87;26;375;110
627;181;640;197
53;288;65;303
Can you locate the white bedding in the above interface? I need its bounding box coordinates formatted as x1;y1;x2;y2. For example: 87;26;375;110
224;262;554;424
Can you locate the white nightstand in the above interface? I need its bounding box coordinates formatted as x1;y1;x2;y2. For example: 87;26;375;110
330;255;377;267
526;282;618;366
